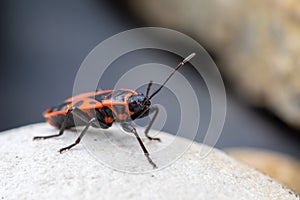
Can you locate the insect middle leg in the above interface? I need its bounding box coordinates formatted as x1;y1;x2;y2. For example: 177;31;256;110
58;117;97;153
58;108;113;153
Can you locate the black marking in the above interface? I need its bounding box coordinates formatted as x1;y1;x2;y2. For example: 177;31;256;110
113;105;126;114
112;90;131;101
50;102;70;112
73;100;83;108
95;107;113;129
93;92;111;103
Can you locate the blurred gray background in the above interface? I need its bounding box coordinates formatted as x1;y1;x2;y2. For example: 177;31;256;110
0;0;299;159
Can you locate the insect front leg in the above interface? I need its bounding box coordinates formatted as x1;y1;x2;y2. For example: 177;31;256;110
144;106;161;142
121;122;157;169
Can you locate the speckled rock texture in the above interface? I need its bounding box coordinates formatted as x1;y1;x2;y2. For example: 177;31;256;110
227;148;300;194
0;123;298;200
128;0;300;129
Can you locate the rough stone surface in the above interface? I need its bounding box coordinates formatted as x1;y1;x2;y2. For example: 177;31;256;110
227;148;300;194
0;123;298;200
128;0;300;129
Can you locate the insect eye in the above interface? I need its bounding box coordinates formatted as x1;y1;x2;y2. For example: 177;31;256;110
130;100;137;105
129;101;139;113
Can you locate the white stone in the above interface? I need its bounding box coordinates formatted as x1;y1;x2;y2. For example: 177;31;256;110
0;123;298;200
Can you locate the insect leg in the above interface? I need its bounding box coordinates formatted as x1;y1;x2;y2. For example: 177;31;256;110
58;107;103;153
33;108;74;140
144;106;161;142
121;123;157;169
59;118;96;153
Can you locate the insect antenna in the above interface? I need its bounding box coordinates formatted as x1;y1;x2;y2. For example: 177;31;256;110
145;81;153;98
149;53;196;100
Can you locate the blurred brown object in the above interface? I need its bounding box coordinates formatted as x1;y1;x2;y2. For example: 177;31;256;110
128;0;300;128
226;148;300;194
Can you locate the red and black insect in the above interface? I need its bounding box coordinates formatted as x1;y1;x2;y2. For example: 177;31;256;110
34;53;196;168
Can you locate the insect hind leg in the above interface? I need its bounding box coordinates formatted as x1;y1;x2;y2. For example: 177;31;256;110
33;108;75;140
57;107;101;153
